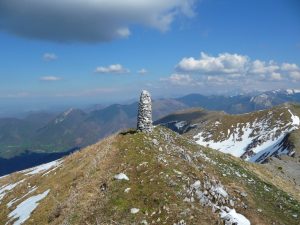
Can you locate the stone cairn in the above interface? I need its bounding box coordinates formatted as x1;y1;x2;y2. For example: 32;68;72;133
137;90;153;133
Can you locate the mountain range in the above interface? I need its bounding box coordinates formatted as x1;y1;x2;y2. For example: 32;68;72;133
0;89;300;175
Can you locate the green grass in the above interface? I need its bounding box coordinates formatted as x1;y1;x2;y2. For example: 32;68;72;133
1;126;299;225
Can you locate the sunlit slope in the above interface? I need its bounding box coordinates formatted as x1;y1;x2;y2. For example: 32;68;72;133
157;104;300;163
0;127;299;224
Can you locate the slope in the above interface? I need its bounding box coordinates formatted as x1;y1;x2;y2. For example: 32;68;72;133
157;104;300;163
0;127;299;225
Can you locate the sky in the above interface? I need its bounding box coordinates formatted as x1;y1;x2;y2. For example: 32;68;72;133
0;0;299;114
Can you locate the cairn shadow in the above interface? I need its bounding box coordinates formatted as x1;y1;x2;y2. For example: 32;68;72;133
119;129;137;135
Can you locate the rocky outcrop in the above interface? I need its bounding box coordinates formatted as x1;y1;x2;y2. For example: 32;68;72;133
137;90;153;133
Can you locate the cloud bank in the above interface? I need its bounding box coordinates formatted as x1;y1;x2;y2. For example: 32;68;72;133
162;52;300;92
161;74;193;86
175;52;300;81
0;0;196;42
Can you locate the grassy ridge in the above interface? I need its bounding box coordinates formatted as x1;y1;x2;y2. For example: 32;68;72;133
0;127;299;224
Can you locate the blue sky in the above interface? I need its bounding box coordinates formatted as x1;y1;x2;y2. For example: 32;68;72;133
0;0;299;114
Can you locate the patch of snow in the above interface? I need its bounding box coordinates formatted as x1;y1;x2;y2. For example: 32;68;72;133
286;89;300;95
6;189;50;225
286;89;294;95
194;108;300;162
288;109;300;126
23;159;63;176
220;208;250;225
0;175;8;180
0;179;25;201
295;89;300;94
175;121;187;130
130;208;139;214
55;108;74;124
114;173;129;181
194;122;254;157
248;134;287;163
7;187;37;208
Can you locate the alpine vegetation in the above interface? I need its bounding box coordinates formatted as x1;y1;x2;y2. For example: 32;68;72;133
137;90;153;133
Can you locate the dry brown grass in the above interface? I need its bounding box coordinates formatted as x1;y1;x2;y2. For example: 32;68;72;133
1;126;300;225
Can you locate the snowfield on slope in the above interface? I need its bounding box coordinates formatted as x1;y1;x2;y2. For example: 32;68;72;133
6;189;50;225
0;179;25;202
220;208;251;225
22;159;63;176
194;108;300;162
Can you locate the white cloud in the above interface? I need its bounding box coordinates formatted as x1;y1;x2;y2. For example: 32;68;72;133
0;0;196;42
289;71;300;81
269;72;282;81
95;64;130;74
43;53;57;61
161;74;193;85
175;52;300;83
177;52;249;74
163;52;300;91
249;60;279;74
281;63;299;71
138;69;148;75
40;76;62;81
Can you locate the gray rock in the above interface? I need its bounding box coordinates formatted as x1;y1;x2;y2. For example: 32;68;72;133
137;90;153;133
240;192;248;197
152;139;159;145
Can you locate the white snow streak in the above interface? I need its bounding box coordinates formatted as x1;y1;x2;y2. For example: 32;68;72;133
6;189;50;225
288;109;300;126
0;179;25;202
220;208;250;225
7;187;37;208
22;160;63;176
175;121;187;130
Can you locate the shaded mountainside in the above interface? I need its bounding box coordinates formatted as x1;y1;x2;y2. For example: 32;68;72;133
0;99;186;160
0;148;78;177
0;127;299;225
156;104;300;164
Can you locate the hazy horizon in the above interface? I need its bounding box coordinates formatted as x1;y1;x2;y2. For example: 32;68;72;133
0;0;299;116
